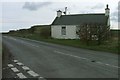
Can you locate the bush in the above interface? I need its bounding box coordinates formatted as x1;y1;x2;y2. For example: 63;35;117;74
40;27;51;38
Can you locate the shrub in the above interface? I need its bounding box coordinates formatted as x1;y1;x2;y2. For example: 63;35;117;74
40;27;51;38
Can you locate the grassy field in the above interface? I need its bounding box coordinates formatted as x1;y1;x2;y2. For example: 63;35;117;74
8;33;119;54
4;28;119;54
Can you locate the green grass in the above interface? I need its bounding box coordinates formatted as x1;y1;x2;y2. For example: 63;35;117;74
43;39;118;53
8;33;119;54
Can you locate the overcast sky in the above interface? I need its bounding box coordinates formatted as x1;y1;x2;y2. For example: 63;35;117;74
0;0;119;32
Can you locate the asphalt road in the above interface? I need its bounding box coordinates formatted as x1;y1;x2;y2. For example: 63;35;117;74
2;36;119;78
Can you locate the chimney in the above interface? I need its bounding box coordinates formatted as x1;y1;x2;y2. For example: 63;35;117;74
57;10;62;17
105;4;110;16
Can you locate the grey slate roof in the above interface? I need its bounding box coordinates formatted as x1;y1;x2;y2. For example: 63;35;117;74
52;13;108;25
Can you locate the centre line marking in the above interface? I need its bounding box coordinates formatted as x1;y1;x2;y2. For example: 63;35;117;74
17;73;27;78
54;50;90;61
96;61;120;68
54;50;120;69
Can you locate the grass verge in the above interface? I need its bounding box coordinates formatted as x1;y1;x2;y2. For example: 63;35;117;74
8;34;119;54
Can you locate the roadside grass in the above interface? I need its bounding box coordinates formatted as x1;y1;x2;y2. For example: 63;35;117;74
39;38;119;54
8;33;119;54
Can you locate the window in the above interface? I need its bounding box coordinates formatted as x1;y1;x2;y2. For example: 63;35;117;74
61;26;66;35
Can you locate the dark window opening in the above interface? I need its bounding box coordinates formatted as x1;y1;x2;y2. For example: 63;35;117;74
61;26;66;35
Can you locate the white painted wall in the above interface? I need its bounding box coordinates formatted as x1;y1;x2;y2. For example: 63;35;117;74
107;17;110;27
105;9;110;16
51;25;79;39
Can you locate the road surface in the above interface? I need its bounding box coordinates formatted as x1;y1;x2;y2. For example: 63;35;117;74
2;36;119;78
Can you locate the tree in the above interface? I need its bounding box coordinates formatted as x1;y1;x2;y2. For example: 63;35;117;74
76;23;110;45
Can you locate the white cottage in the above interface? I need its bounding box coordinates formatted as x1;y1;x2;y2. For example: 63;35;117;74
51;4;110;39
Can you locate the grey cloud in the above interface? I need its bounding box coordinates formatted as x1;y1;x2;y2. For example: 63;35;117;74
118;1;120;22
111;11;118;22
111;2;119;22
51;8;64;12
51;7;71;12
50;7;72;15
23;2;52;11
91;3;104;9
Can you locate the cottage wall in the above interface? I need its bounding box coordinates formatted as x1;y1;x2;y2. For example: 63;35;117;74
107;17;110;27
51;25;78;39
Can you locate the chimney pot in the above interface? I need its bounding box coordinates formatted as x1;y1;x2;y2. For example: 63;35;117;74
57;10;62;17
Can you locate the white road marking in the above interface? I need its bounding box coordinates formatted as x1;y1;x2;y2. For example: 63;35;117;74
2;68;6;70
96;61;103;64
54;50;90;61
8;64;14;67
3;67;9;70
16;62;24;66
39;77;44;78
8;37;17;41
7;37;40;48
30;44;39;47
13;38;16;40
54;50;120;69
13;60;18;63
105;64;120;68
11;68;19;72
27;71;39;77
14;77;17;78
17;73;27;78
96;61;120;68
22;66;30;71
105;64;111;66
18;40;39;48
11;59;43;78
26;43;39;48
